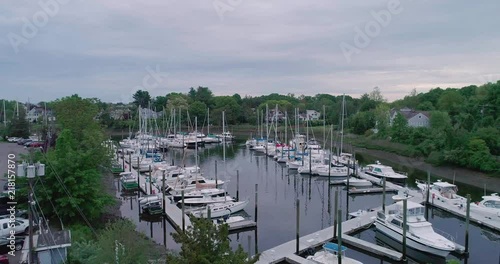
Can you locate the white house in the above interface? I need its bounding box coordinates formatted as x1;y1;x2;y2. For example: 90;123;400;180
26;106;55;123
140;108;162;119
305;110;321;121
390;107;430;128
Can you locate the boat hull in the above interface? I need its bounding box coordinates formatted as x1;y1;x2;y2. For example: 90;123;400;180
375;220;452;257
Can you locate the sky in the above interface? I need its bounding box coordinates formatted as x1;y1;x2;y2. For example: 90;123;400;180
1;0;500;103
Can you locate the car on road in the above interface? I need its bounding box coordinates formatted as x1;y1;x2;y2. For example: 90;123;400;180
17;139;31;146
0;219;30;237
24;141;43;149
6;137;19;143
0;235;25;252
0;254;8;264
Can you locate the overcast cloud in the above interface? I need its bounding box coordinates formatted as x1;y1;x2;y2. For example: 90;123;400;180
1;0;500;103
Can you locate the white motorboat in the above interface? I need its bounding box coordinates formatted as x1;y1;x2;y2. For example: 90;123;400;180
172;188;227;202
191;200;249;218
348;209;370;218
179;195;235;207
167;176;225;195
287;160;304;170
416;180;466;206
306;242;363;264
375;200;455;257
214;215;246;225
343;178;372;187
362;162;407;183
138;194;162;205
470;193;500;220
313;165;349;177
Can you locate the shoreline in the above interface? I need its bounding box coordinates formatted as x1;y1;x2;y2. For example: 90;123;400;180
354;146;500;192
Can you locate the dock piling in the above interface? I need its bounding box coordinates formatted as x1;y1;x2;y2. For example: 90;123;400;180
255;184;258;222
236;170;240;201
207;205;211;219
465;194;471;255
425;171;430;219
337;208;342;264
181;190;185;232
149;165;152;194
162;170;166;212
382;176;386;212
296;198;300;254
334;189;338;239
215;160;218;186
402;198;407;262
128;153;131;172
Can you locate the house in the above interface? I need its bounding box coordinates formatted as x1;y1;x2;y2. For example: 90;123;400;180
26;106;55;123
389;107;430;128
140;108;162;119
267;109;286;122
304;110;321;121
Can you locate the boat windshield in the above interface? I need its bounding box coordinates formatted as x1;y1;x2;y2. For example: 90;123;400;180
381;167;395;174
483;200;500;209
407;207;425;216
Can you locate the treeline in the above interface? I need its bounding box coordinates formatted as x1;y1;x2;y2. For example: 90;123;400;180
349;82;499;173
100;86;390;130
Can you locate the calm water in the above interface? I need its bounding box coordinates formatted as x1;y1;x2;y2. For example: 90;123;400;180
113;142;500;264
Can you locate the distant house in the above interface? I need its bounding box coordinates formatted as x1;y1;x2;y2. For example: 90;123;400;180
267;109;286;122
390;107;430;128
26;106;55;123
140;108;162;119
305;110;321;121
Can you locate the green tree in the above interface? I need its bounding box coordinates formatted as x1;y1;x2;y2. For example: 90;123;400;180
168;216;257;264
437;89;464;113
7;111;29;138
132;90;152;108
212;96;241;125
189;101;208;120
464;138;498;172
429;111;452;131
390;113;409;142
70;220;162;264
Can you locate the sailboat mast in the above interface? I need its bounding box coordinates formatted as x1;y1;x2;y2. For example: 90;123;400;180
340;94;345;155
275;104;278;142
195;116;198;169
285;111;288;145
207;108;210;135
266;104;269;139
323;105;326;149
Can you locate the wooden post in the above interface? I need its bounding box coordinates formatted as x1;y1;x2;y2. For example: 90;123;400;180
122;148;125;171
296;198;300;254
137;158;140;190
334;189;338;239
128;153;132;172
236;170;240;201
425;171;430;219
382;176;386;212
465;194;471;255
337;209;342;264
181;190;185;232
149;165;152;194
254;184;258;222
215;160;218;186
162;170;166;212
402;199;407;262
207;205;211;219
347;160;350;176
328;152;332;184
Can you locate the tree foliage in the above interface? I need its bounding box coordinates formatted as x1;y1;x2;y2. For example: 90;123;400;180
133;90;152;108
168;216;257;264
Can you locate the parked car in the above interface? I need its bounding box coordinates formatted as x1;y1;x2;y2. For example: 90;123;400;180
6;137;19;143
0;235;24;252
17;139;31;145
0;254;8;264
0;219;29;237
0;210;28;220
25;141;43;149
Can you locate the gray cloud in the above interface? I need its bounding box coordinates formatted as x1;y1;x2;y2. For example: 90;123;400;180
1;0;499;102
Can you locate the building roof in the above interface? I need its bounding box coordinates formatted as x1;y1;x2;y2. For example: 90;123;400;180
391;108;429;120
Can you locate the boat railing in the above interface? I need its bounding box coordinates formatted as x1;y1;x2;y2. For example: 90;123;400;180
434;227;455;242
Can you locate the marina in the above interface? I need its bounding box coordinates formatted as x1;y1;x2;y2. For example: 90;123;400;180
112;140;500;264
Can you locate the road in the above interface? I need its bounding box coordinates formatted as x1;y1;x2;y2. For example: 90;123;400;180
0;142;27;263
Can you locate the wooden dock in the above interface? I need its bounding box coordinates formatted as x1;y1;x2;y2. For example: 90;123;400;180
342;234;402;260
256;209;387;263
348;187;398;195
